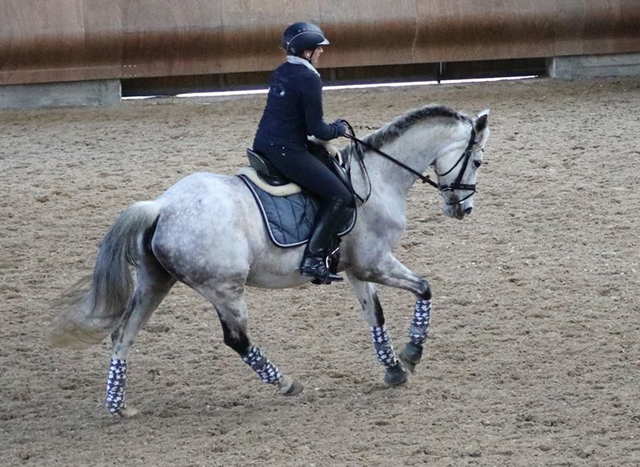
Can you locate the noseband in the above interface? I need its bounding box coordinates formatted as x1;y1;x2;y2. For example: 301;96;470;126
343;124;477;206
434;127;477;204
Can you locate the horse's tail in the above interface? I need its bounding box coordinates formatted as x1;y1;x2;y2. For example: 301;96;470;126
49;200;161;349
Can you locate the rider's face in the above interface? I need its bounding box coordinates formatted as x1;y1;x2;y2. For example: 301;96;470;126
306;47;324;67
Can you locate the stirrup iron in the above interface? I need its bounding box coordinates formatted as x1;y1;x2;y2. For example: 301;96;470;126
300;257;343;285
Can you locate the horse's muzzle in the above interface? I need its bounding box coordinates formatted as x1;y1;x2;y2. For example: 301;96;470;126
443;201;472;219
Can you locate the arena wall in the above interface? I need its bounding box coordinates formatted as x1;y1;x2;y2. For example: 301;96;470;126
1;0;639;94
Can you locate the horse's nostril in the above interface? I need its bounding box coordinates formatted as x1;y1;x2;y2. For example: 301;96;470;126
464;207;473;215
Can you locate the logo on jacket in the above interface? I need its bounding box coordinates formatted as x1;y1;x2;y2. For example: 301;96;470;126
269;74;287;97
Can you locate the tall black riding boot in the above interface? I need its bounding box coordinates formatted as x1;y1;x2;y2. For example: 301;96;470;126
300;197;349;284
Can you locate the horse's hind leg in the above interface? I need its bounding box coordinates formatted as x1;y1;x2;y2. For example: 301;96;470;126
346;271;408;386
197;281;303;396
106;259;175;417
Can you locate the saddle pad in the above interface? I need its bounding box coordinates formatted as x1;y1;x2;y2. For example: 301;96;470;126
238;174;356;248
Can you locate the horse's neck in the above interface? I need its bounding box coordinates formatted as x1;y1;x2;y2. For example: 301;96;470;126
351;123;454;197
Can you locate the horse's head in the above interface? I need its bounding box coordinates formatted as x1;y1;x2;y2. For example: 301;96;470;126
434;110;490;220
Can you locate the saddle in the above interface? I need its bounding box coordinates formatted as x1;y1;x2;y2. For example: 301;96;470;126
237;142;356;249
242;141;354;197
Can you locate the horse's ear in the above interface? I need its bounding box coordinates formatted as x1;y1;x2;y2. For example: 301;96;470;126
475;109;490;133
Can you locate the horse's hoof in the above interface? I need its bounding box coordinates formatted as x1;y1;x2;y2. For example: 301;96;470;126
398;342;423;374
398;352;417;374
121;407;140;418
277;375;304;396
108;406;138;419
384;362;409;386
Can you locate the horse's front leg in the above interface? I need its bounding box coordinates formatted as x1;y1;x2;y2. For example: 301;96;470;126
346;271;409;386
354;253;432;374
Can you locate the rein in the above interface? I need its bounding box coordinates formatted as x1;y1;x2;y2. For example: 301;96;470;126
343;133;439;189
341;120;477;205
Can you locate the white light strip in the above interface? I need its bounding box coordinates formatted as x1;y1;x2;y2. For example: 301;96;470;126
176;89;270;98
123;95;161;100
325;75;538;91
122;75;538;100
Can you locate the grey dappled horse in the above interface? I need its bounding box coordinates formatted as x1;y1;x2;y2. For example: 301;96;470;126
51;104;490;417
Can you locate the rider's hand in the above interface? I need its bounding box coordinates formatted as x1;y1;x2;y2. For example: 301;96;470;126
332;119;347;137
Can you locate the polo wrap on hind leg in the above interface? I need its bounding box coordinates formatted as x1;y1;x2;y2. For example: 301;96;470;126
371;325;398;368
242;346;283;385
106;358;127;416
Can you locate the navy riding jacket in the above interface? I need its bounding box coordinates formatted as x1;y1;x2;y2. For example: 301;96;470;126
253;60;343;152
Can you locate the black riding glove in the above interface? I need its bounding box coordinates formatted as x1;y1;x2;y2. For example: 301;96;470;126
332;119;347;137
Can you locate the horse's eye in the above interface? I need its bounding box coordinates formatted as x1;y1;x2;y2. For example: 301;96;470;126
473;160;483;168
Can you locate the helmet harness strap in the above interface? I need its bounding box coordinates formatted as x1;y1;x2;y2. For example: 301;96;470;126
304;46;319;64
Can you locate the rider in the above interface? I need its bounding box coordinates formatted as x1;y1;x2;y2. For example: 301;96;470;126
253;22;352;284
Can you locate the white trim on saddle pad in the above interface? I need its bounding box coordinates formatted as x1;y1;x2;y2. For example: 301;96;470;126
237;167;302;197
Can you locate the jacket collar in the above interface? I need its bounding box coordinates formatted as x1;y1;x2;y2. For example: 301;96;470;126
286;55;320;76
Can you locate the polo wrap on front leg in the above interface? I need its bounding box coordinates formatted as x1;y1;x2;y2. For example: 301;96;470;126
409;299;432;346
106;358;127;416
371;325;398;368
242;346;283;385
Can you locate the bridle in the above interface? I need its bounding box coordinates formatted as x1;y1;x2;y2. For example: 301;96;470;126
342;122;478;206
433;127;477;204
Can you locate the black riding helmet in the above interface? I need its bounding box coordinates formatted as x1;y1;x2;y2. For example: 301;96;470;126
281;22;330;56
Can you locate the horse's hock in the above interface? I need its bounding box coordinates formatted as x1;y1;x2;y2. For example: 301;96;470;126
1;0;640;109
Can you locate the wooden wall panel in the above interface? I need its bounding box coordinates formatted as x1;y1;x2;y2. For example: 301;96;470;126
219;0;321;73
554;0;640;56
120;0;224;78
0;1;125;84
319;0;418;67
1;0;86;83
1;0;639;86
414;0;558;62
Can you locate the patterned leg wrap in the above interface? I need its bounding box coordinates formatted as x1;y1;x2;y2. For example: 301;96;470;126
409;299;432;346
371;325;398;368
242;346;283;385
106;358;127;416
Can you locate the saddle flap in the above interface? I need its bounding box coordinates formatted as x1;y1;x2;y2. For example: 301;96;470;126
328;155;355;198
307;141;355;203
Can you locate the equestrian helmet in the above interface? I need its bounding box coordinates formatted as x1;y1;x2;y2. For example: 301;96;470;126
281;22;330;56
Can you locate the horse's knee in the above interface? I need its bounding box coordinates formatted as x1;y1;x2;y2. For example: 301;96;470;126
224;332;250;355
219;321;250;354
418;279;431;300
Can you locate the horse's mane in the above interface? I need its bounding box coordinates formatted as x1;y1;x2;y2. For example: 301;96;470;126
350;104;472;154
